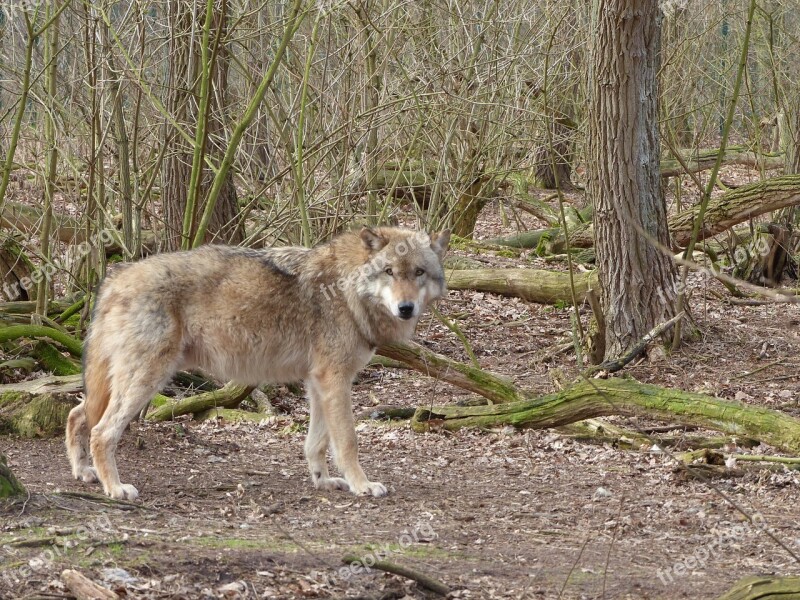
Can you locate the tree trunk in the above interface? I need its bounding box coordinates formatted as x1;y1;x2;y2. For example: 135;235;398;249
0;451;26;498
533;117;575;190
588;0;677;359
162;0;242;251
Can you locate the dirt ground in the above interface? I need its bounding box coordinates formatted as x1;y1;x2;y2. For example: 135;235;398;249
3;168;800;599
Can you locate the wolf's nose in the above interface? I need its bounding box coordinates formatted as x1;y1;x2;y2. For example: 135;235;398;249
398;302;415;319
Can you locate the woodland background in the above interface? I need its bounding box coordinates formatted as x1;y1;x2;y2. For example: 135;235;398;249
1;0;800;598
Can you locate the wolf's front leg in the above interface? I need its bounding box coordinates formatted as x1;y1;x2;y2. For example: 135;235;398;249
308;372;387;497
305;393;349;492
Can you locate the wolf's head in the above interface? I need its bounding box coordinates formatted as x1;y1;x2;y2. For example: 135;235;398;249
357;227;451;322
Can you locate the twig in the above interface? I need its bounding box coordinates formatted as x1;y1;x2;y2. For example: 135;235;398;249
732;358;784;380
342;554;451;597
585;311;685;376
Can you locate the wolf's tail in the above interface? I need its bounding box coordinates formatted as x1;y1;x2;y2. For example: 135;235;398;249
66;339;110;481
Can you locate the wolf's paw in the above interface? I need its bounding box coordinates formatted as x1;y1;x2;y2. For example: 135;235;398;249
76;467;98;483
108;484;139;501
350;481;388;497
314;476;350;492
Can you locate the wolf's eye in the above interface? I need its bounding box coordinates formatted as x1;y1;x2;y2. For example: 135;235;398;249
415;268;425;277
385;267;393;276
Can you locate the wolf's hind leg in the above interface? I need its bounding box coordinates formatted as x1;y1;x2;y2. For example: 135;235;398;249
305;391;349;492
91;367;174;501
66;404;98;483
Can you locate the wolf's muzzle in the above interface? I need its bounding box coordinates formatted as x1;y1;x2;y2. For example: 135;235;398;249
398;302;415;319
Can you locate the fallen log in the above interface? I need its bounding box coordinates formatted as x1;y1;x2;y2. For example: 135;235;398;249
409;378;800;455
445;268;598;304
147;382;254;422
0;324;83;357
661;146;784;178
378;341;525;405
0;299;74;315
0;373;82;395
489;174;800;252
671;174;800;247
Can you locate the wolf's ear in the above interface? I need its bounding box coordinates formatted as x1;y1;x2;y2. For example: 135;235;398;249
430;229;451;260
360;227;388;252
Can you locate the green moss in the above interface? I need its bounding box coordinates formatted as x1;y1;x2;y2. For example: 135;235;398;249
7;393;71;437
33;341;81;375
193;536;298;552
493;249;517;258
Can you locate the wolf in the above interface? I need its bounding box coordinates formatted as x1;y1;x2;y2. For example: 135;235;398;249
65;227;450;500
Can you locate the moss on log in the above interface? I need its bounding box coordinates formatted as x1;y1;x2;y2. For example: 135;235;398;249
0;324;83;357
0;452;26;498
0;391;74;437
445;268;598;304
378;341;525;405
32;341;82;375
410;378;800;455
147;382;254;422
715;575;800;600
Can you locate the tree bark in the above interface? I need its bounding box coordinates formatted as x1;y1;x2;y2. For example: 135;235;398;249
162;0;242;251
588;0;677;359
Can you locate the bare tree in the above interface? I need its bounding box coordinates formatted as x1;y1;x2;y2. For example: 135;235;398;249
161;0;242;251
587;0;677;360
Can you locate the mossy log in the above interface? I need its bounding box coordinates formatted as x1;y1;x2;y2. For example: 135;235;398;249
410;378;800;455
0;373;82;395
670;174;800;247
0;391;74;437
147;382;254;422
715;575;800;600
445;268;598;304
32;341;82;375
661;146;784;178
0;299;74;316
378;341;526;405
0;452;26;498
0;324;83;357
490;175;800;252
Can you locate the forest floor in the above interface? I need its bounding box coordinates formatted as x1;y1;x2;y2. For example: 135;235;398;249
2;166;800;599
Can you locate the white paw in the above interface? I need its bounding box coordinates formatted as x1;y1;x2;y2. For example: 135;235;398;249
108;484;139;501
350;481;388;497
79;467;98;483
314;476;350;492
